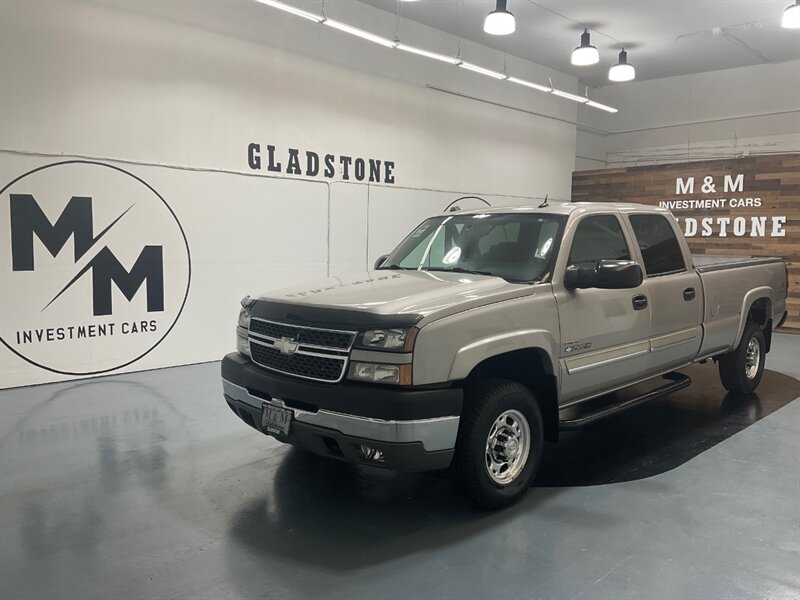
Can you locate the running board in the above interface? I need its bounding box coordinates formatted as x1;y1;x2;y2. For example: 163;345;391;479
559;372;691;430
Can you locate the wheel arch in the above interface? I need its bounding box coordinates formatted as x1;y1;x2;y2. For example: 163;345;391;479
460;347;560;443
734;289;773;351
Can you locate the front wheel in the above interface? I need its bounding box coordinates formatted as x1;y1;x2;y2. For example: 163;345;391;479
450;380;543;509
719;321;766;394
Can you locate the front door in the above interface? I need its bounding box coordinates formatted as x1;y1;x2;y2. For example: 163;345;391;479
554;213;652;404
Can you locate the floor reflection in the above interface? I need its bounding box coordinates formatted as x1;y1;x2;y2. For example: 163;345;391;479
537;364;800;486
2;378;185;568
223;447;557;591
222;365;798;582
0;361;796;599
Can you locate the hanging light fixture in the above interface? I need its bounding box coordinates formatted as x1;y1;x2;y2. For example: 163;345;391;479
571;28;599;65
782;0;800;28
608;48;635;82
484;0;516;36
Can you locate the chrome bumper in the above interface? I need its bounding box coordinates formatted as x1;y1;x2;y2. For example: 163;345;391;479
221;379;459;452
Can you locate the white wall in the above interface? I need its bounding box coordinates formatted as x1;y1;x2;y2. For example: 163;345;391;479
0;0;579;387
575;60;800;170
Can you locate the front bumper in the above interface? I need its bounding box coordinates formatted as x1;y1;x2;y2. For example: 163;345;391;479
221;353;461;471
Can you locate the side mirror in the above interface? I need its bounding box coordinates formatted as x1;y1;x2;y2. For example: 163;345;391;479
596;260;643;289
564;260;643;290
564;264;598;290
374;254;389;270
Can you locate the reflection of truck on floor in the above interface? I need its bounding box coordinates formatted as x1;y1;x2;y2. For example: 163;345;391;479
222;202;788;508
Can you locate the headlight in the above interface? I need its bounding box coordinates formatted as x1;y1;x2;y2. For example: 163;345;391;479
237;296;253;358
349;362;412;385
356;327;417;352
237;307;251;329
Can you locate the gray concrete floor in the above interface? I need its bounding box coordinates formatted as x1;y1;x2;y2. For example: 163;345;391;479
1;335;798;600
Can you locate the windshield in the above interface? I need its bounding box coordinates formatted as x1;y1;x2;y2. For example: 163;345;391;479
379;213;564;283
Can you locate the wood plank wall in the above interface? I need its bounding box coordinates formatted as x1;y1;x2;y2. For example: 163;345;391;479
572;153;799;332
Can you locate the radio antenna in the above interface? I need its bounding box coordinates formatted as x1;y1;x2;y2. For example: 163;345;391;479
538;194;549;208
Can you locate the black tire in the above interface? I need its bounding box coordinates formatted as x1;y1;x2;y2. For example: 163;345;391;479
450;379;543;509
719;321;766;394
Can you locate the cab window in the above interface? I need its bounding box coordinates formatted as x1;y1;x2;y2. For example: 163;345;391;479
629;214;686;276
568;215;631;269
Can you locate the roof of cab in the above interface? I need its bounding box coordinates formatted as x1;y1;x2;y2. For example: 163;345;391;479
444;202;669;217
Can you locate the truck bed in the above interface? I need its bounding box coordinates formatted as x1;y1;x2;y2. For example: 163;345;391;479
693;255;785;273
693;255;787;357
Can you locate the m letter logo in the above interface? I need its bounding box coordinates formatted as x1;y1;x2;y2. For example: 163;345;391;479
0;161;191;376
10;194;166;316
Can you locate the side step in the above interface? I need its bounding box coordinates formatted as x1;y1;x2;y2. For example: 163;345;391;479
559;372;691;430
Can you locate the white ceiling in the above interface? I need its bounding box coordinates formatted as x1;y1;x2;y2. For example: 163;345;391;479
360;0;800;88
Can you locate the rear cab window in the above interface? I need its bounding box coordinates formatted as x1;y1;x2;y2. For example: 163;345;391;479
628;214;686;276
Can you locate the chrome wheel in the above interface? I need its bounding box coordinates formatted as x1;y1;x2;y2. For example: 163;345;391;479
745;336;761;380
485;409;530;485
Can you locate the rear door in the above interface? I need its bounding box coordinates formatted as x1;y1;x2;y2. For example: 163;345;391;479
554;212;652;404
624;212;703;372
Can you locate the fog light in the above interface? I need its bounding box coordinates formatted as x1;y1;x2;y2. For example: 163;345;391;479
359;445;385;463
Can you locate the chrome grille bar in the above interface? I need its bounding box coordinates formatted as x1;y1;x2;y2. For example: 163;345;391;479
248;318;357;383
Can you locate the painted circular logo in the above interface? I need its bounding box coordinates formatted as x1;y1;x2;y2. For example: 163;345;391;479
0;161;191;375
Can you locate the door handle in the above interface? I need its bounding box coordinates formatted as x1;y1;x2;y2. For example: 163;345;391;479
683;287;696;301
632;295;648;311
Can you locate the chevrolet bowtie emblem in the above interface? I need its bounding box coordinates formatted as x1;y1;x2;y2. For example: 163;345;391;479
274;337;300;355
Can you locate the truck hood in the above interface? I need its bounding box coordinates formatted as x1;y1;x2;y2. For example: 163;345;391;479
252;270;536;326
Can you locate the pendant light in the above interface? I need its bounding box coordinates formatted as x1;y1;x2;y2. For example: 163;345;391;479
484;0;516;36
571;28;599;66
608;48;635;82
783;0;800;28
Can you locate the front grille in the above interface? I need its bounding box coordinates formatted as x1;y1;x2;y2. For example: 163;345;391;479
250;319;354;350
248;319;356;383
250;342;345;382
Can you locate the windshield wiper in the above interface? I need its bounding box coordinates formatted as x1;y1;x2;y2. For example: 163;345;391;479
423;267;495;277
424;267;533;285
378;264;415;270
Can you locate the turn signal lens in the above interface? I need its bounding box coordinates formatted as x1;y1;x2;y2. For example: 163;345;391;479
236;334;251;358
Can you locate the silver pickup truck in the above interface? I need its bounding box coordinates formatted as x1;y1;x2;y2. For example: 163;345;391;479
221;202;788;508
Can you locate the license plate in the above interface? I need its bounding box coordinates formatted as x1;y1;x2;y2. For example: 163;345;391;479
261;403;293;436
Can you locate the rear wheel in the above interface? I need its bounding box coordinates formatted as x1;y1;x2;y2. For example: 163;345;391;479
450;379;543;509
719;321;766;394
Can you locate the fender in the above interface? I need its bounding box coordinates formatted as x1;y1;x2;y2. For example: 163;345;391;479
448;329;559;383
732;287;773;349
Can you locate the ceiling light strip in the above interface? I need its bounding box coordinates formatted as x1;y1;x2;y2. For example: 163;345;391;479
551;89;589;103
253;0;618;113
253;0;324;22
586;100;618;114
458;61;507;80
323;19;397;48
395;43;461;65
506;76;551;93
